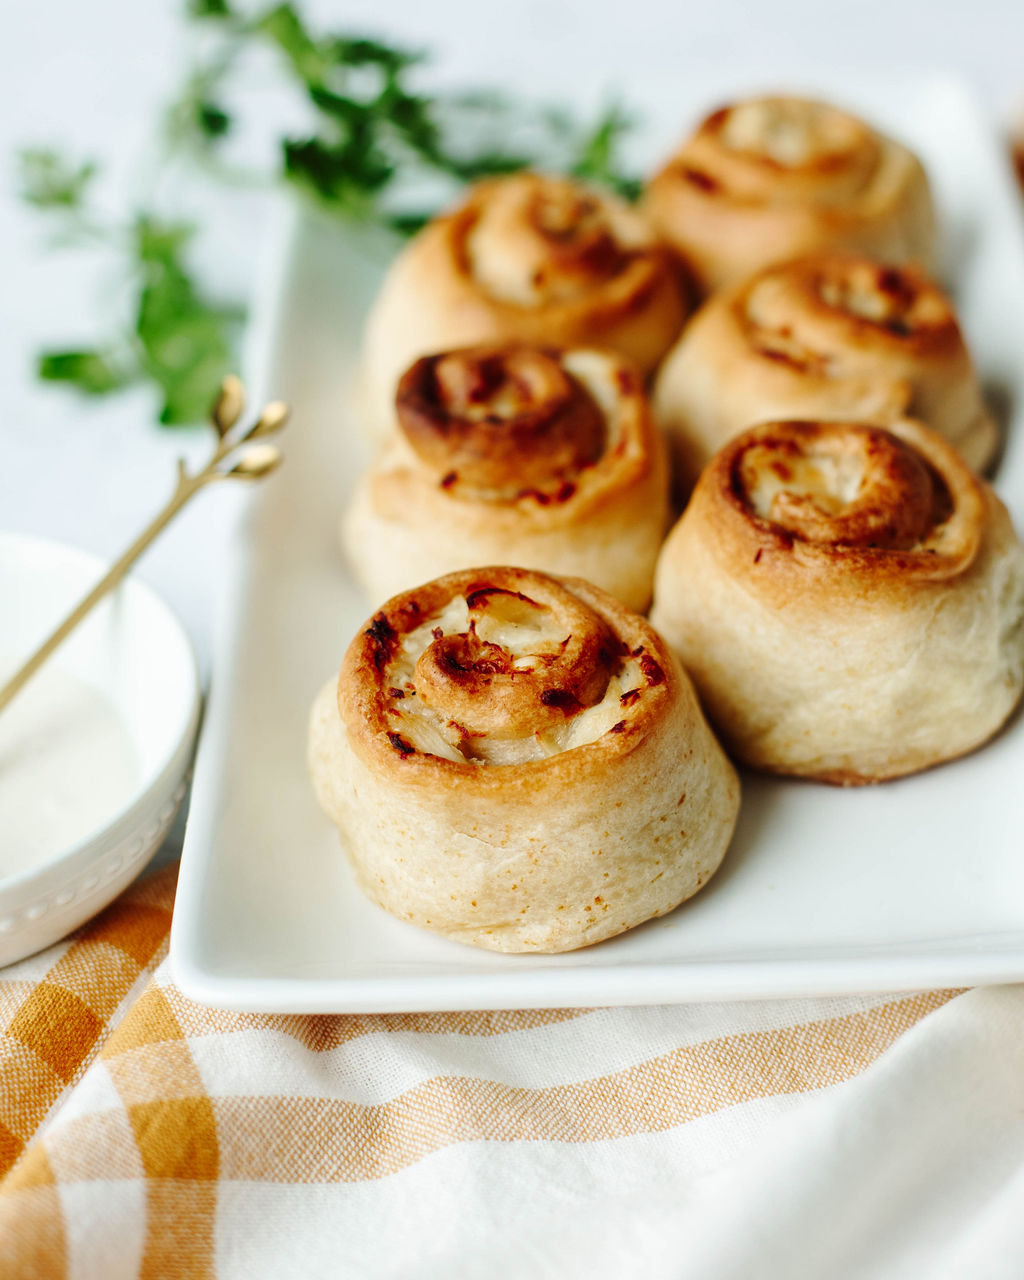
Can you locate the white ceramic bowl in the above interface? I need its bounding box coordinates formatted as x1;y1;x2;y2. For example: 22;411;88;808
0;532;200;965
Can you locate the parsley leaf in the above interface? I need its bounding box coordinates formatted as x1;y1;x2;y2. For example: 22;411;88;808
177;2;638;217
21;3;641;426
38;350;130;395
19;149;98;210
21;165;240;425
571;103;642;201
132;217;243;425
197;101;232;139
188;0;233;18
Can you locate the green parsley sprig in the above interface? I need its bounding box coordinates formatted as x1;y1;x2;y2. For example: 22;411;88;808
19;153;243;424
20;0;639;426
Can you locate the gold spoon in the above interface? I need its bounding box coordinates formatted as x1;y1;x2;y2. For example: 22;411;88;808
0;375;288;718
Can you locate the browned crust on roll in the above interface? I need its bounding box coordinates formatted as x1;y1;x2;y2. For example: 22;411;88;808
708;419;984;593
394;346;605;494
652;254;998;486
650;416;1024;784
737;257;965;364
339;567;677;799
311;566;740;951
344;346;670;613
434;177;685;361
358;172;690;442
376;349;660;527
643;96;936;294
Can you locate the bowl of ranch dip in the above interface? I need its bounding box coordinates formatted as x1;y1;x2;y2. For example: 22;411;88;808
0;532;199;964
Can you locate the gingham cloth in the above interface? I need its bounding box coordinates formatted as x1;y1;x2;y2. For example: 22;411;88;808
0;865;1022;1279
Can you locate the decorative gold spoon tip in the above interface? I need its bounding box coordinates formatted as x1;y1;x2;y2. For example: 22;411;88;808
0;377;289;719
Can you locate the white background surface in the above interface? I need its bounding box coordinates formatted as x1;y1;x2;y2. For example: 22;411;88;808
1;0;1023;856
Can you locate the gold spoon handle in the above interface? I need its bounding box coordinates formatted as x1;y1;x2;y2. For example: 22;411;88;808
0;480;195;718
0;376;288;719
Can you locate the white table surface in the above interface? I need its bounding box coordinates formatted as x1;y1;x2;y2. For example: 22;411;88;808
1;0;1022;869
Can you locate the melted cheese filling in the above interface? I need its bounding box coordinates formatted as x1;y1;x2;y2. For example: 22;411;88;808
721;100;855;167
745;449;865;521
382;597;643;764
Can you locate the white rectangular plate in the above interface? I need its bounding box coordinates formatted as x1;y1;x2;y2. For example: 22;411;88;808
172;70;1024;1012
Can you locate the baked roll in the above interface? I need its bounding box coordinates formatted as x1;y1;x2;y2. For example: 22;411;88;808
644;96;936;294
343;344;669;611
650;419;1024;783
358;171;688;438
653;255;998;487
309;567;740;952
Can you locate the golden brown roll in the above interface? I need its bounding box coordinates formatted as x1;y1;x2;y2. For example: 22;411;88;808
343;345;670;611
309;567;740;952
653;255;999;487
358;171;689;438
650;419;1024;784
644;96;936;294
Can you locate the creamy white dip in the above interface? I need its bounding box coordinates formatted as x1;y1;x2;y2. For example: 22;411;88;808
0;662;140;879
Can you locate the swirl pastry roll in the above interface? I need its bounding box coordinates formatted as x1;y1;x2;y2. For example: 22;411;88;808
653;255;998;486
651;419;1024;783
644;96;936;294
309;567;740;952
343;345;669;611
358;171;688;437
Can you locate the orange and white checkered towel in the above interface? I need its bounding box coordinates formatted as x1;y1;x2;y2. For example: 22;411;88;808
1;866;1022;1279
